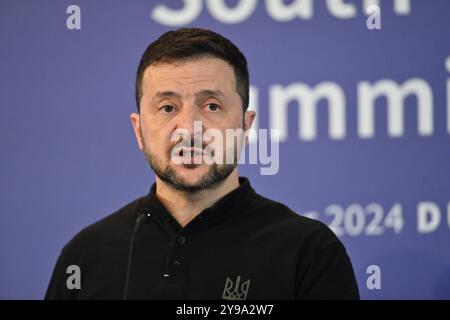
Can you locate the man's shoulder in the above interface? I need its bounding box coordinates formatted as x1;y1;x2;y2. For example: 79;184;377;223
250;192;339;246
60;194;148;256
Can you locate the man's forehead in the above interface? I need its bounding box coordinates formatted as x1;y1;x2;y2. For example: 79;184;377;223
142;57;236;94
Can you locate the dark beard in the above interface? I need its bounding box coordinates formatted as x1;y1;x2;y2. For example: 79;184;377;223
142;138;237;193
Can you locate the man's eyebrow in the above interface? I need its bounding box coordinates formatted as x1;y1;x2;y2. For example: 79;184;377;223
152;91;181;102
196;90;226;99
152;90;226;102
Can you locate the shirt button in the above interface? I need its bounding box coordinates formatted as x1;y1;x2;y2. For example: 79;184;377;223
177;236;186;245
173;260;181;267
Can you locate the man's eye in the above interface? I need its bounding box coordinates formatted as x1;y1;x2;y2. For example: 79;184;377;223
206;103;220;112
161;105;175;113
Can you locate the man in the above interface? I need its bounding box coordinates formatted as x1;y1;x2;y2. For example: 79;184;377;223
45;28;359;300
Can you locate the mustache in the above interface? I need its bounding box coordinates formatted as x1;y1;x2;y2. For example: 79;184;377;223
168;135;211;155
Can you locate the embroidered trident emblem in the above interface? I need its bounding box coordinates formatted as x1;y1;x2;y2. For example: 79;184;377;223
222;276;251;300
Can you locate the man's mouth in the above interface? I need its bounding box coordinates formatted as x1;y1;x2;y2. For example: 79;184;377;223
172;147;208;165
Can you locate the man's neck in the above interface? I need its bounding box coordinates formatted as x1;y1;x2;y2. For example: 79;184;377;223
154;170;240;228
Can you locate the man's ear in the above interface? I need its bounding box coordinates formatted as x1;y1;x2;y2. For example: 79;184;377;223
130;112;144;151
243;110;256;144
244;110;256;131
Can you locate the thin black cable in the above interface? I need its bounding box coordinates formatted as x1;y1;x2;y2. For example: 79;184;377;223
123;212;149;300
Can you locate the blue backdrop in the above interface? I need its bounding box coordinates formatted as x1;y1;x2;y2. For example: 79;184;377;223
1;0;449;299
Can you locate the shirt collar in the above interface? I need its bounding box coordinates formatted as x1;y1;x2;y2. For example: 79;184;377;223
143;176;256;226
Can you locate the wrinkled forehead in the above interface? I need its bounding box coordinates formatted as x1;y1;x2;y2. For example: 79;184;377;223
142;57;237;98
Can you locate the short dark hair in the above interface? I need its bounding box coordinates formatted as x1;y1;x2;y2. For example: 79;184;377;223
135;28;249;113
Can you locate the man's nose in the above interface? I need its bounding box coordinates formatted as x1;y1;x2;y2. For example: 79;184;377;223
176;105;204;135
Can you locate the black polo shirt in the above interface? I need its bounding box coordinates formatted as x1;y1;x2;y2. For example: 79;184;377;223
45;177;359;300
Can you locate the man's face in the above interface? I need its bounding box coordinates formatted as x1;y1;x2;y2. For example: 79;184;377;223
131;57;255;192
